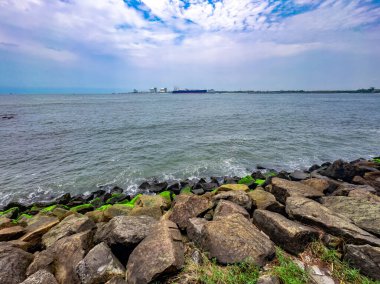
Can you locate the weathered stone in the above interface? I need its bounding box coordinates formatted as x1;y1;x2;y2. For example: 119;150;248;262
286;197;380;247
248;189;285;214
94;215;156;249
129;195;169;220
290;170;310;181
271;178;323;204
186;218;207;245
307;265;335;284
319;159;356;182
253;210;319;255
348;189;380;202
200;214;275;266
26;250;55;276
126;220;184;284
76;242;125;284
257;275;281;284
19;215;59;245
8;240;32;251
21;270;58;284
217;184;249;192
331;183;376;196
0;243;34;284
0;216;14;229
169;194;213;230
105;277;127;284
301;178;331;194
85;210;106;223
42;214;95;248
212;190;252;210
103;204;133;220
344;244;380;280
321;196;380;236
353;175;380;193
0;207;19;219
0;225;24;241
214;200;250;220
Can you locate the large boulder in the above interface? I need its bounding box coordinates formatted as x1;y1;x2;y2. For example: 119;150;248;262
217;184;249;192
42;214;95;248
19;215;60;246
213;200;250;220
21;270;58;284
0;243;34;284
321;196;380;236
248;189;285;214
200;214;275;266
186;218;207;246
212;190;252;210
169;194;213;230
126;220;184;284
330;183;376;196
301;178;331;194
103;204;133;221
0;225;24;241
319;159;356;182
286;197;380;247
129;195;169;220
253;209;319;255
344;244;380;280
0;216;14;230
76;242;125;284
348;189;380;202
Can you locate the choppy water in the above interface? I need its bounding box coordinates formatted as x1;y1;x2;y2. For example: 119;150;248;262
1;92;379;206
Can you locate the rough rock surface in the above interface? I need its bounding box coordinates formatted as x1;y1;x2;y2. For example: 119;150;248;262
186;218;207;246
21;270;58;284
253;209;319;255
129;195;169;220
103;204;133;220
217;184;249;192
126;220;184;284
319;159;356;182
19;215;60;245
307;265;335;284
200;214;275;266
76;242;125;284
169;194;213;230
321;196;380;236
301;178;331;194
213;200;250;219
348;189;380;201
248;189;285;214
271;177;323;203
0;225;24;241
331;183;376;196
0;216;13;229
42;214;95;248
286;197;380;247
0;243;34;284
344;244;380;280
212;190;252;210
257;275;281;284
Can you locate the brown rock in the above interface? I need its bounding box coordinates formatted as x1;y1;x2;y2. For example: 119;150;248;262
319;159;356;182
19;215;59;246
348;189;380;202
85;210;106;223
301;178;331;194
248;189;285;214
129;195;169;220
344;244;380;280
103;204;133;221
186;218;207;245
0;216;14;230
21;269;58;284
331;182;376;196
0;226;24;241
214;200;250;219
216;184;249;192
8;240;32;251
126;220;184;284
212;190;252;210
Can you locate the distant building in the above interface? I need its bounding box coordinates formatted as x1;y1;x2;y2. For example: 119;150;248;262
159;88;168;93
149;87;157;93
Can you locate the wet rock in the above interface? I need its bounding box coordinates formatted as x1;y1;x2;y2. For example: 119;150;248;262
201;182;219;192
54;193;71;205
21;269;58;284
129;195;169;220
42;214;95;248
200;214;275;266
253;209;319;255
212;190;252;210
126;220;184;284
0;225;24;241
321;196;380;236
0;206;19;219
187;218;207;246
308;164;321;172
191;188;205;195
224;177;239;184
169;194;213;230
75;242;125;284
19;215;60;246
0;242;34;284
217;184;249;192
271;178;323;204
289;170;310;181
344;244;380;280
301;178;331;194
2;201;28;213
248;189;285;214
319;159;356;182
286;197;380;247
214;200;250;220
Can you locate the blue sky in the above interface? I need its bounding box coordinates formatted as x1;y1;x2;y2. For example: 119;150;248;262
0;0;380;93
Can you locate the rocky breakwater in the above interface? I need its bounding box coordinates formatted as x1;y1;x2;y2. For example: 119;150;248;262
0;157;380;283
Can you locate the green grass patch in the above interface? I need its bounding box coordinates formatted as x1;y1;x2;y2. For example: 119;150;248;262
272;248;309;284
238;175;255;185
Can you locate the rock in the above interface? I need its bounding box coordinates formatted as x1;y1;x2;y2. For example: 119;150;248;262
129;195;169;220
307;265;335;284
248;189;285;214
253;210;319;255
0;226;24;241
26;250;55;276
0;207;19;219
217;184;249;192
21;270;58;284
191;188;205;195
0;216;14;229
353;175;380;194
126;220;184;284
319;159;356;182
330;183;376;196
200;214;275;266
201;182;219;192
348;189;380;202
186;218;207;245
0;243;34;284
169;194;213;230
214;200;250;220
321;196;380;236
289;170;310;181
103;204;133;220
55;193;71;205
271;178;323;204
257;275;280;284
42;214;95;248
85;210;106;223
75;242;125;284
212;190;252;210
105;277;127;284
301;178;331;194
309;164;321;172
19;215;60;246
286;197;380;247
344;244;380;280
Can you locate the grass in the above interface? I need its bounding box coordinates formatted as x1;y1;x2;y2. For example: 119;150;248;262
272;248;309;284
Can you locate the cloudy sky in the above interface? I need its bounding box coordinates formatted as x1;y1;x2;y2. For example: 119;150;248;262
0;0;380;92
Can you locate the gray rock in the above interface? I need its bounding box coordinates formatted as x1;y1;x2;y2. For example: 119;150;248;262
212;190;252;210
76;242;125;284
331;183;376;196
126;220;184;284
344;244;380;280
290;170;310;181
200;213;275;266
257;275;280;284
214;200;250;220
319;159;356;182
21;270;58;284
253;209;319;255
186;218;207;245
248;189;285;214
105;277;127;284
307;265;335;284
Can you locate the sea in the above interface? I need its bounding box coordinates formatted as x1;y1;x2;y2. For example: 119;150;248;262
1;92;379;206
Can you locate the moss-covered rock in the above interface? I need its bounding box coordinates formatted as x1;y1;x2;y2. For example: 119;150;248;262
103;204;133;221
70;204;95;214
180;186;192;195
129;195;170;220
216;184;250;193
105;193;127;205
0;207;19;219
89;197;104;208
238;175;255;185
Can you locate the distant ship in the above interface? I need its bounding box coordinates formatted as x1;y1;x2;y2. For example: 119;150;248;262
172;89;207;94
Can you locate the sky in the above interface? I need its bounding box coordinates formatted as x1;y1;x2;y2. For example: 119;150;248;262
0;0;380;93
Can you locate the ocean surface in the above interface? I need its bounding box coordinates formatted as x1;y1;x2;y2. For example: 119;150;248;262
1;92;379;206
